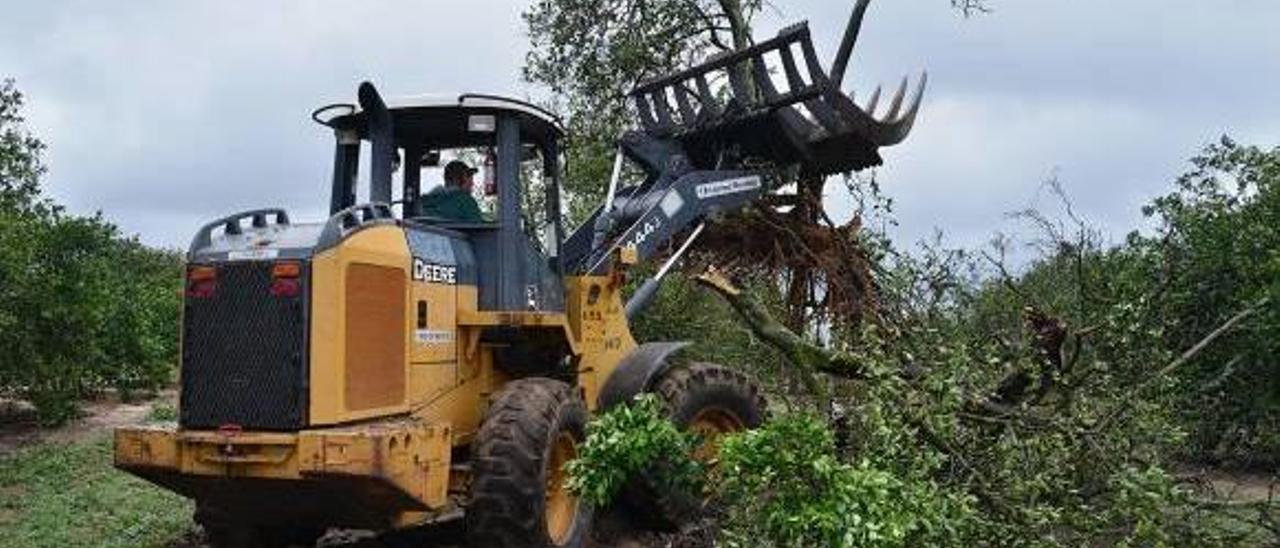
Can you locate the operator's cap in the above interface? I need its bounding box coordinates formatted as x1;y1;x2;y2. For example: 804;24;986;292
444;160;478;183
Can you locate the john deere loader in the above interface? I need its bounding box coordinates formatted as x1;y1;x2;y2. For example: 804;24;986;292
114;3;924;546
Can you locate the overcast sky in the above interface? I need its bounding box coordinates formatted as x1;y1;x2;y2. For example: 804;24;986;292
2;0;1278;254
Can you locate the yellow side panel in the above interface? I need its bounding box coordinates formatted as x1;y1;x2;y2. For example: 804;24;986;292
565;275;638;410
406;281;460;407
310;226;412;426
410;284;500;446
411;346;507;446
409;282;457;364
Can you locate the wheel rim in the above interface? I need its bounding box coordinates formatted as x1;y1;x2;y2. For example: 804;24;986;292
545;432;579;544
688;406;745;462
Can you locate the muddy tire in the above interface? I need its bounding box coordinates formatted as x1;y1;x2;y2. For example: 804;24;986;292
196;506;324;548
466;378;592;548
635;362;767;529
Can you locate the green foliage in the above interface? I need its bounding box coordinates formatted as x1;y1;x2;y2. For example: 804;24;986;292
717;414;973;548
0;438;192;548
843;241;1218;545
607;140;1280;545
0;80;181;424
822;145;1280;544
0;79;45;210
566;394;703;506
147;402;177;423
1138;138;1280;465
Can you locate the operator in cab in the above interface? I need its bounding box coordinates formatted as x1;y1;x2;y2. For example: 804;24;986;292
420;160;484;223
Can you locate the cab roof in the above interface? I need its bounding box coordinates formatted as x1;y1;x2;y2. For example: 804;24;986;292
314;92;564;150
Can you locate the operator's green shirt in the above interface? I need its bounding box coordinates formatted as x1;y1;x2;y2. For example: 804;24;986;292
419;187;484;223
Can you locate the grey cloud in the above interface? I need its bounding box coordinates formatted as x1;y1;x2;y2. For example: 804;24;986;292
768;0;1280;250
2;0;1278;253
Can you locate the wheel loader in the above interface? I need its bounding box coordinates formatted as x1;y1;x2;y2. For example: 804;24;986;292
114;3;924;546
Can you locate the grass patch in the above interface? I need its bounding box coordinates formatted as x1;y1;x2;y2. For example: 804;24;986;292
0;436;192;548
147;403;177;423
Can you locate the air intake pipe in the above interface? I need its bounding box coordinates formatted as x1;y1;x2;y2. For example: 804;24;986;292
358;82;395;205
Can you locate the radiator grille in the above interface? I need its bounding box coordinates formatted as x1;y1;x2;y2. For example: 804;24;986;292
180;262;308;430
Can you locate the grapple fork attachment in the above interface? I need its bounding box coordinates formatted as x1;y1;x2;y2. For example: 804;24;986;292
628;1;925;176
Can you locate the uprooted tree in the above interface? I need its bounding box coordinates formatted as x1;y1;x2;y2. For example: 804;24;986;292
525;0;928;330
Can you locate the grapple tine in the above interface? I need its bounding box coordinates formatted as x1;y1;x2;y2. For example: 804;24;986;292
882;76;908;123
875;70;928;145
864;85;882;117
904;71;928;121
830;0;873;88
892;70;928;128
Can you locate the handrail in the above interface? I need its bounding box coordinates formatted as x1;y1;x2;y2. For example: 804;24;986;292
188;208;290;259
316;203;397;251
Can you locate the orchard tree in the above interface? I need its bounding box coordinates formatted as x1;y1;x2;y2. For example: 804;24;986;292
0;79;46;210
0;79;181;424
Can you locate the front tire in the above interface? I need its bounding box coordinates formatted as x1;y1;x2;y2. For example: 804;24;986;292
655;362;767;457
637;362;767;529
466;378;592;548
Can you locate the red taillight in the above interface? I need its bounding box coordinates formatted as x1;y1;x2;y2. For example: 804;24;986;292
270;278;300;297
270;261;302;297
186;266;217;298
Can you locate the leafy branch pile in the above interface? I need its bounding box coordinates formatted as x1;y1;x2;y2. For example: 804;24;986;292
567;394;704;506
0;80;181;424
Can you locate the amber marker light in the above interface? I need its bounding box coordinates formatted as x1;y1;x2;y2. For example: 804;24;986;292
185;266;218;299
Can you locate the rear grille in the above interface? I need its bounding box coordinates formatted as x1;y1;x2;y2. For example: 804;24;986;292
180;262;309;430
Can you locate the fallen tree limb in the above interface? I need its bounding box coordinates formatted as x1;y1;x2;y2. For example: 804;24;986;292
695;268;836;401
695;268;1035;518
695;267;1048;422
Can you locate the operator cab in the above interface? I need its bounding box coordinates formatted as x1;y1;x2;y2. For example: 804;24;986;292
313;84;567;312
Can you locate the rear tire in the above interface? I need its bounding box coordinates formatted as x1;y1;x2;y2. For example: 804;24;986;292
466;378;592;548
635;362;767;529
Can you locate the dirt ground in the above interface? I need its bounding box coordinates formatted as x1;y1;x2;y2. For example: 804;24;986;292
1185;466;1278;504
0;392;172;457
